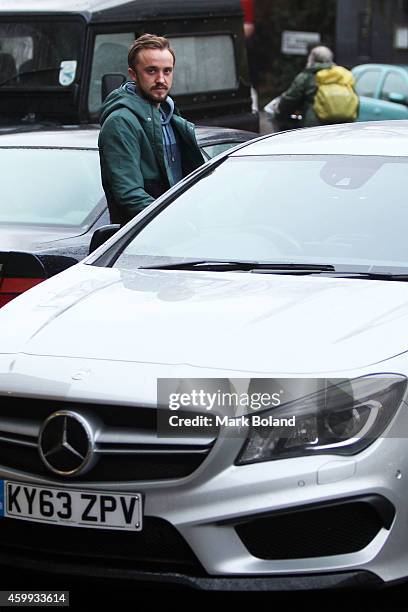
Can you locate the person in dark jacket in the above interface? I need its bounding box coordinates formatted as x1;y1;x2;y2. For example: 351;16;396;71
98;33;204;224
276;45;336;128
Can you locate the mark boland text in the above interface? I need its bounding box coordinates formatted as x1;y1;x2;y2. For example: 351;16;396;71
168;415;296;427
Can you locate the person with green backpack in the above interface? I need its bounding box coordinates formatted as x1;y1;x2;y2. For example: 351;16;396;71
276;45;359;129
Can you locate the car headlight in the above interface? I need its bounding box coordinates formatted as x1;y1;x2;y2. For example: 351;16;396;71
236;375;407;465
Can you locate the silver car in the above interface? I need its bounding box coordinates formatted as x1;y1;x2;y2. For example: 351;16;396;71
0;121;408;590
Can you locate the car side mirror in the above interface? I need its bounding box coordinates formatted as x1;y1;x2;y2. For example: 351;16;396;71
388;91;408;105
89;224;120;254
101;73;126;102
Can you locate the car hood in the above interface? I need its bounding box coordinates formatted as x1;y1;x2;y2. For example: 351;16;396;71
0;226;86;251
2;264;408;375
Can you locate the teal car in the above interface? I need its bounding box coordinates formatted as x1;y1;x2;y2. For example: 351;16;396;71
352;64;408;121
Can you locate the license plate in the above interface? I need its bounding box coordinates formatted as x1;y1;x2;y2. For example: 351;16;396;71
0;480;142;531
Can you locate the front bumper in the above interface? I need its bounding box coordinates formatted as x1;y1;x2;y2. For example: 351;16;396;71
0;552;384;591
1;356;408;589
0;430;408;589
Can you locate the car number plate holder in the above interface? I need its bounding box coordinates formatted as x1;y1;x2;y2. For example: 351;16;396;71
0;480;143;531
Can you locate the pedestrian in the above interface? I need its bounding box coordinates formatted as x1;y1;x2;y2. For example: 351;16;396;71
240;0;259;112
276;45;359;129
98;33;204;224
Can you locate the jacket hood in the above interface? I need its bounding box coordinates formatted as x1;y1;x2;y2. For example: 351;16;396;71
99;82;176;125
315;65;356;87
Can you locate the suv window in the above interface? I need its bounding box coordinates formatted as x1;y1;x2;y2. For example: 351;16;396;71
0;21;82;88
88;32;134;114
169;35;237;95
355;70;381;97
380;71;408;100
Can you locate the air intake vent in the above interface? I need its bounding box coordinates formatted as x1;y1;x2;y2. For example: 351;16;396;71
235;499;392;559
0;516;203;573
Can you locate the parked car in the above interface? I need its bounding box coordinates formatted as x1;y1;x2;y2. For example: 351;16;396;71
0;0;258;132
0;125;257;307
353;63;408;121
1;121;408;590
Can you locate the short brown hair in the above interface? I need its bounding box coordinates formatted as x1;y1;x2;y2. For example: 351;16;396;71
128;34;175;69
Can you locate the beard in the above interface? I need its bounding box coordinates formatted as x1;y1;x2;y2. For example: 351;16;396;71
139;85;168;105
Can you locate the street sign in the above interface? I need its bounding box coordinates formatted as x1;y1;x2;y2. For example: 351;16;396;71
281;30;321;55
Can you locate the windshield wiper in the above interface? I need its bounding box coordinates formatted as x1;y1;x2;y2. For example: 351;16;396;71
139;260;336;273
326;271;408;281
139;261;408;280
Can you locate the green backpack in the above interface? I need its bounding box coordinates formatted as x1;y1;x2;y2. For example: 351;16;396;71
313;65;359;123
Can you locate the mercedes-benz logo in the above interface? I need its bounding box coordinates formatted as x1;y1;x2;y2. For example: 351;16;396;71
38;411;95;476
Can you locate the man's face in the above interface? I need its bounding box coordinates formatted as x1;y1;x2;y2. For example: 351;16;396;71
128;48;174;106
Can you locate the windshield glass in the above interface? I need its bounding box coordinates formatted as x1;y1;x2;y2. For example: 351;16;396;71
0;148;104;227
115;155;408;270
0;21;83;88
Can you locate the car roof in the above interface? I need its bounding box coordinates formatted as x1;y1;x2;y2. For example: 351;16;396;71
0;124;256;148
0;125;100;148
0;0;147;10
231;121;408;157
0;0;241;21
353;63;408;71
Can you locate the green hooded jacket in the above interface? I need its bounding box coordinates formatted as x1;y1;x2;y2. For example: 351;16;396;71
277;62;334;128
99;84;204;224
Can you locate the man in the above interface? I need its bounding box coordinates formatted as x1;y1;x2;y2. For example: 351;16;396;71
277;45;358;129
98;34;204;224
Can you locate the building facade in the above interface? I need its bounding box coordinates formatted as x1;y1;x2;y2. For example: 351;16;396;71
336;0;408;67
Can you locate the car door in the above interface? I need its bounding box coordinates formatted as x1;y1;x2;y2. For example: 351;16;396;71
377;69;408;119
353;67;384;121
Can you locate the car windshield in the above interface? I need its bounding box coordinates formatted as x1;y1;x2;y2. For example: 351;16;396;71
0;148;104;227
115;155;408;270
0;21;83;88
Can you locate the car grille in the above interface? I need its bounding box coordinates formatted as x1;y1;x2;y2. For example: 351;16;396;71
0;516;204;574
0;397;216;482
235;500;388;559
